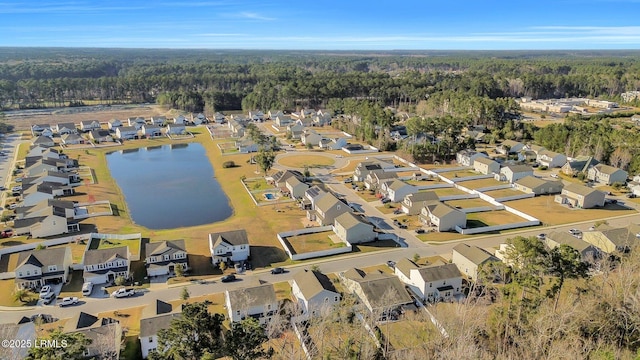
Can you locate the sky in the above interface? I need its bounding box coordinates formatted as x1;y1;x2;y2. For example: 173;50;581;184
2;0;640;50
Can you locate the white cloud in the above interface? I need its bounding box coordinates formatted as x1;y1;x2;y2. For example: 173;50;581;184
236;11;275;21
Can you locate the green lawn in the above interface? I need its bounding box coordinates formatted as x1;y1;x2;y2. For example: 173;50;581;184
283;231;344;254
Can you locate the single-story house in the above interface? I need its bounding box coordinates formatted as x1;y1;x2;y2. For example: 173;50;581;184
451;243;499;281
292;269;341;317
209;229;250;265
554;183;606;209
225;283;278;325
83;246;131;284
498;164;534;183
145;240;188;277
513;176;564;195
587;164;628;185
333;212;376;244
421;203;466;232
394;258;462;301
401;191;439;215
14;247;72;289
474;157;500;175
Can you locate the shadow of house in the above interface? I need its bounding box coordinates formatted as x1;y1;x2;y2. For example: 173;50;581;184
249;245;289;268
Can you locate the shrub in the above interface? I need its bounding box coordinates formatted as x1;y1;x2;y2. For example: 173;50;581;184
539;165;548;170
577;172;586;181
222;161;236;168
612;182;623;190
114;276;126;286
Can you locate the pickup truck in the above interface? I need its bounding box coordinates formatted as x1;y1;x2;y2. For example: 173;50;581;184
111;288;135;298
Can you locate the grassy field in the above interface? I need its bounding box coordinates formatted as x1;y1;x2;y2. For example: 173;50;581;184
438;170;478;179
283;231;344;254
331;159;359;174
243;177;272;191
376;204;401;214
466;210;527;227
457;178;504;189
278;154;335;168
482;188;523;198
432;187;468;197
379;318;439;351
90;237;141;257
445;198;494;209
393;215;423;229
508;195;636;225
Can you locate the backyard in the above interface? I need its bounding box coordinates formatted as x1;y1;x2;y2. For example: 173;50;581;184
438;170;478;180
456;178;504;190
432;187;469;197
466;210;528;228
481;188;523;199
278;154;335;168
378;317;439;352
445;198;495;209
282;231;345;255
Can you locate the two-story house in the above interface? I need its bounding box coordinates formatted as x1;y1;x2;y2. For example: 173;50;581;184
333;212;376;244
394;258;463;301
56;122;78;135
145;240;188;277
544;231;600;262
421;203;466;232
128;117;147;129
209;229;250;265
452;244;498;281
561;156;599;176
364;171;397;191
498;164;534;183
64;312;121;359
83;246;131;285
311;192;351;226
115;126;138;140
554;183;605;209
141;124;162;138
14;247;72;289
292;269;341;318
107;119;123;130
537;150;567;168
456;150;488;167
166;123;186;135
150;116;166;126
380;179;417;202
495;140;525;155
139;300;181;359
285;176;309;199
401;191;439;215
587;164;628;185
513;176;564;195
80;120;101;132
473;157;500;175
582;224;640;254
341;268;413;317
225;283;278;325
353;159;395;182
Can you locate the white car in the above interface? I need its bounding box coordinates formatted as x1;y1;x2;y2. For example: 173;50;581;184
39;285;53;300
569;229;583;238
550;174;559;179
111;288;135;298
58;297;78;307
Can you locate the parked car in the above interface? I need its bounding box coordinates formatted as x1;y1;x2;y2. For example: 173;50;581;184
627;193;637;199
335;155;343;158
221;274;236;283
11;186;21;192
415;229;425;234
271;267;285;274
536;233;546;240
550;174;559;179
343;178;352;183
111;288;135;298
1;229;13;238
393;209;402;215
81;282;93;296
386;260;396;268
381;198;391;204
569;229;582;238
39;285;53;300
8;203;17;210
58;297;79;307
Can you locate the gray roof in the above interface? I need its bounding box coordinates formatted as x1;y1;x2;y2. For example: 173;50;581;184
66;312;99;331
417;263;462;282
334;212;369;231
146;240;186;258
293;269;338;300
599;224;640;247
474;157;498;165
209;229;249;247
140;313;182;338
593;163;625;175
515;175;561;190
343;268;412;309
314;192;343;212
16;247;69;269
305;185;325;199
83;246;129;266
428;203;462;219
546;231;594;252
502;164;533;173
453;244;496;266
388;179;412;191
563;183;602;197
406;191;439;203
227;283;277;308
394;258;419;278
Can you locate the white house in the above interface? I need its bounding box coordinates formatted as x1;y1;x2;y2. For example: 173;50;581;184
83;246;131;284
285;176;309;199
209;229;250;265
139;301;181;359
537;150;567;168
192;113;207;125
380;179;417;202
141;124;162;137
166;123;186;135
498;164;534;183
452;244;498;281
56;122;78;135
115;126;138;140
107;119;123;130
150;116;166;126
587;164;628;185
292;269;341;317
496;140;525;155
14;247;72;289
421;203;466;232
225;283;278;325
333;212;376;244
13;210;72;238
80;120;101;132
173;115;186;125
128;117;147;129
61;133;85;145
473;157;500;175
456;150;488;167
555;183;606;209
401;191;439;215
145;240;188;277
394;258;463;301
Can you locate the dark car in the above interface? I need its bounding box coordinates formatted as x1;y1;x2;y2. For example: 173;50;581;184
221;274;236;283
415;229;425;234
381;198;391;204
271;267;285;274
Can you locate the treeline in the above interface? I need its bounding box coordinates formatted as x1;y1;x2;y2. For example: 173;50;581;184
2;49;640;111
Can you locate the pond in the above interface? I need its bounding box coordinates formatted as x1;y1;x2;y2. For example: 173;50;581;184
106;143;232;229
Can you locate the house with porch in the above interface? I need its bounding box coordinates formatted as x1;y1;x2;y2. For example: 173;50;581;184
421;203;466;232
554;183;605;209
452;243;499;281
80;120;101;132
64;312;122;360
401;191;439;215
83;246;131;285
292;269;341;317
537;150;567;168
56;122;78;135
394;258;463;301
145;240;188;277
587;164;628;185
208;229;250;265
14;247;72;289
225;283;278;325
474;157;500;175
141;124;162;138
333;212;376;244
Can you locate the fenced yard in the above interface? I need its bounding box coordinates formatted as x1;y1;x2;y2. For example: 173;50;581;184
282;231;344;255
456;178;504;189
466;210;528;228
482;188;523;198
445;198;495;209
217;141;238;154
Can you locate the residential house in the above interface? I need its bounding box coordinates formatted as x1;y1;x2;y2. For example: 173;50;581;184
287;123;305;139
22;171;76;188
128;117;147;129
107;119;123;130
15;199;76;220
268;170;305;188
629;180;640;197
561;156;599;176
537;150;567;168
333;212;376;244
31;124;52;136
311;192;351;226
320;137;348;150
313;114;331;127
303;186;326;210
518;149;538;162
353;159;395;182
421;203;466;232
115;126;138;140
139;301;181;359
21;182;75;206
451;243;498;281
456;149;488;167
473;157;500;175
285;176;309;199
545;231;600;262
83;246;131;284
587;164;628;185
292;269;341;317
296;117;314;127
498;164;534;183
582;224;640;253
267;110;284;120
56;122;78;135
191;113;207;125
64;312;122;360
275;115;293;127
213;112;225;123
141;124;162;138
526;144;546;156
555;183;605;209
14;247;72;289
80;120;101;132
25;158;75;176
89;130;113;143
150;116;166;126
225;283;278;325
513;176;564;195
341;268;413;316
401;191;439;215
248;110;264;121
61;133;85;145
228;119;245;137
31;135;55;148
365;171;398;191
13;208;75;238
173;115;186;125
166;123;186;135
208;229;250;265
496;140;525;155
381;179;418;202
0;322;36;360
301;130;323;147
145;240;188;277
394;259;462;301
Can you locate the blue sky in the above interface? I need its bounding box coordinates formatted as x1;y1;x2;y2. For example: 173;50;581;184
2;0;640;49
